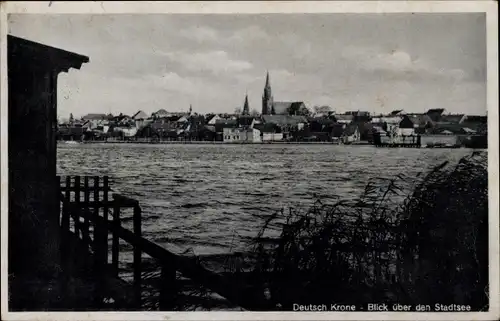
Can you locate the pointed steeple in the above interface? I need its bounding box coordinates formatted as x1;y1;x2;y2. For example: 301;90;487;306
243;93;250;115
189;104;193;115
262;71;274;115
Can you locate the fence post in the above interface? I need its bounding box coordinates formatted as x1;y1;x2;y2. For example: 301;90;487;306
62;176;71;232
102;176;110;266
112;201;120;277
92;175;100;250
83;176;90;246
93;176;109;308
59;176;67;266
133;204;142;308
56;176;61;224
75;176;81;238
159;263;177;310
60;176;71;268
93;176;107;268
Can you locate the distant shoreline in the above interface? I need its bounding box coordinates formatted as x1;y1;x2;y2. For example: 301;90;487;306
57;140;485;149
60;139;368;145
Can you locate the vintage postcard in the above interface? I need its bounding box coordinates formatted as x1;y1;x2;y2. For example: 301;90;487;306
0;1;498;320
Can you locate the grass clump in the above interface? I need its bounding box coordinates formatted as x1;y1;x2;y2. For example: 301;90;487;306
244;152;488;311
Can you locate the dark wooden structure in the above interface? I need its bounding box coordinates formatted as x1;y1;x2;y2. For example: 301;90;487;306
58;175;268;311
8;35;89;309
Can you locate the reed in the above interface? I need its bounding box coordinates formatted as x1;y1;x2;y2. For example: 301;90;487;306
241;151;488;310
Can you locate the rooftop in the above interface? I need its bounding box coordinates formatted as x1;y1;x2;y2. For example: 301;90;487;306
262;115;308;125
8;35;89;73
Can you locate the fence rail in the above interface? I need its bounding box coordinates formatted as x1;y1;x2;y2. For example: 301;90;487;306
57;175;263;311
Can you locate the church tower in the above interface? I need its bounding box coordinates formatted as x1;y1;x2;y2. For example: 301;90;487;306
262;71;274;115
242;93;250;115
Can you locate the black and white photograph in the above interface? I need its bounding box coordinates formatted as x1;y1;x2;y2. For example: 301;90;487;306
1;1;498;320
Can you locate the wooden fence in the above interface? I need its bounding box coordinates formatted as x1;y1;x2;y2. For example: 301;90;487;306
57;175;265;311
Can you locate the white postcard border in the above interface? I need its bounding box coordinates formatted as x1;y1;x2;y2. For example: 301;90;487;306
0;1;498;320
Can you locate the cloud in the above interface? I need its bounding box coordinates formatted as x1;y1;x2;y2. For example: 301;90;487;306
178;26;221;43
269;69;324;93
163;50;253;75
146;72;197;94
342;46;467;82
228;25;270;43
10;14;485;117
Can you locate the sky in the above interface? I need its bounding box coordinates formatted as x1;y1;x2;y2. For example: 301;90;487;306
8;13;486;118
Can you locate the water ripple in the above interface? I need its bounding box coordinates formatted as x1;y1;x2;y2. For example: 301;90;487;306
58;143;473;256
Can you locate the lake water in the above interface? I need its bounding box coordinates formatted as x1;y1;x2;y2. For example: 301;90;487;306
57;143;474;257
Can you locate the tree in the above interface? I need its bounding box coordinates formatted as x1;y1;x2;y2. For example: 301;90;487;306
289;103;311;117
313;105;332;115
69;113;74;124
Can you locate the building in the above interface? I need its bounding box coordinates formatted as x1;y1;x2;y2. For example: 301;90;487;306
206;114;221;125
405;114;435;133
132;110;149;129
333;114;354;124
113;126;138;138
147;121;179;140
215;119;238;141
82;113;107;129
460;115;488;132
342;124;361;144
262;131;284;142
82;113;107;121
177;115;189;124
261;115;308;133
271;101;309;116
184;115;209;141
256;123;283;141
152;109;169;119
426;108;446;122
242;94;250;115
57;125;85;141
308;117;336;133
462;115;487;124
8;35;89;308
237;115;257;129
398;115;416;136
390;110;406;116
260;71;309;116
223;127;261;143
439;114;466;124
262;71;274;115
351;111;371;122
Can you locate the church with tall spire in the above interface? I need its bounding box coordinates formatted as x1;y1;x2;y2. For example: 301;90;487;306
262;71;274;115
260;71;309;116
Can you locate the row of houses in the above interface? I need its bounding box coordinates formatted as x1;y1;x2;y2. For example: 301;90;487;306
57;108;487;144
368;109;487;138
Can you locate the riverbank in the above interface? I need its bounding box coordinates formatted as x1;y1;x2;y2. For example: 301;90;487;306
74;140;355;145
57;139;484;149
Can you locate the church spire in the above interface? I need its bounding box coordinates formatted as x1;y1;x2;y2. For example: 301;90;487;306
262;71;274;115
243;93;250;115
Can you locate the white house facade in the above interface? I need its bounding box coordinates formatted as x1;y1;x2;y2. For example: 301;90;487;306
262;132;284;141
223;128;261;143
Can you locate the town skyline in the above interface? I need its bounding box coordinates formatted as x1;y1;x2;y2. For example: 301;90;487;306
8;13;487;118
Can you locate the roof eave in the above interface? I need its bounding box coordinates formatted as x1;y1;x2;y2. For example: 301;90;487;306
8;35;89;73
